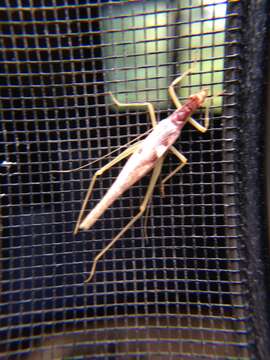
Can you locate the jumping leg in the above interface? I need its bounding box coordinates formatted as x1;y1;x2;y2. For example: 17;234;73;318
74;142;140;235
84;157;164;283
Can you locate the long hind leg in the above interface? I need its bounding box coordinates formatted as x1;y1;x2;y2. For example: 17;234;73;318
74;143;139;235
75;94;158;234
85;157;164;283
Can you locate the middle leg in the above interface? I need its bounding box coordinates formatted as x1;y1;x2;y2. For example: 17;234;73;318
110;92;158;128
74;142;140;235
160;146;188;196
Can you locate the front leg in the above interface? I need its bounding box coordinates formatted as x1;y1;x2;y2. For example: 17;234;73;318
168;61;210;133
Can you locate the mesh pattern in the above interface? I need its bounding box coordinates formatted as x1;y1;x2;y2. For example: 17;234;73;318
0;1;260;359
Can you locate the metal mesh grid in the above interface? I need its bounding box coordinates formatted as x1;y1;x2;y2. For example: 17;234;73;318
0;0;266;359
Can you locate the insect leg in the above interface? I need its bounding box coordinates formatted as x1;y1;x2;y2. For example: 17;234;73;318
110;92;158;128
168;63;199;127
168;68;193;109
142;201;152;242
190;92;224;132
169;67;210;133
74;142;140;235
188;104;209;133
84;157;164;283
160;146;188;196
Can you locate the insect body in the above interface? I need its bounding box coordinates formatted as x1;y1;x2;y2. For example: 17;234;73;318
75;66;211;283
79;90;207;231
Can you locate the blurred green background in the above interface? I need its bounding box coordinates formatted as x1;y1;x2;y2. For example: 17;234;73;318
101;0;226;110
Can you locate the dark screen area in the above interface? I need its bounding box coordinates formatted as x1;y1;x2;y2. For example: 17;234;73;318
0;1;269;359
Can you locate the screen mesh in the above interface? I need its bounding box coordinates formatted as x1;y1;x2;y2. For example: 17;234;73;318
0;1;267;359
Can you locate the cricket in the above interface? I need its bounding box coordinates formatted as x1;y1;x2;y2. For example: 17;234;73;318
74;61;215;283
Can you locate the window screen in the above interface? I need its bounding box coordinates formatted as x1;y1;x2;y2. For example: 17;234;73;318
0;1;269;359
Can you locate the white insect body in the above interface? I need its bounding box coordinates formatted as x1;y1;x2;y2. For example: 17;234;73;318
73;68;211;282
80;115;183;231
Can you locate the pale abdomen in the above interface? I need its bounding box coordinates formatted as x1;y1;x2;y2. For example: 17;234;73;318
79;116;181;231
